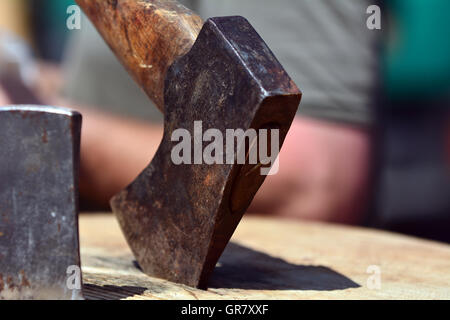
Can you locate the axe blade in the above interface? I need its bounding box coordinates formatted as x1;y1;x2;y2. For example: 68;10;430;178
0;106;83;300
111;17;301;288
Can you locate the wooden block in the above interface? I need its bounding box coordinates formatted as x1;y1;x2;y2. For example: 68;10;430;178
79;214;450;300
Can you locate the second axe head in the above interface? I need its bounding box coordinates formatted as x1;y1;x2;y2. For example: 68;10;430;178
77;0;302;288
0;106;82;299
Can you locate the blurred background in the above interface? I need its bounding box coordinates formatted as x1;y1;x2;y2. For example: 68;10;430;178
0;0;449;243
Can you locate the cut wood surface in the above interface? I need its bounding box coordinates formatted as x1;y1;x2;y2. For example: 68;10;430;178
79;213;450;300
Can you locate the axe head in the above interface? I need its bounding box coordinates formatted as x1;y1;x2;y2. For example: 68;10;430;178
0;106;83;300
111;16;301;288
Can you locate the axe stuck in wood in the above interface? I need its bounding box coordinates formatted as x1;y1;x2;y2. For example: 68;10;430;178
0;0;301;298
77;0;301;288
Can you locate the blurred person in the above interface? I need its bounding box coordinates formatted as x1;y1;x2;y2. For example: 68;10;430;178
0;0;380;226
60;0;379;224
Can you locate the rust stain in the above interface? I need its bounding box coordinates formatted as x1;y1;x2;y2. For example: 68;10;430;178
154;201;162;209
6;276;15;290
0;272;31;292
203;173;214;186
26;163;39;174
0;231;4;237
19;270;30;288
10;110;33;119
42;127;48;143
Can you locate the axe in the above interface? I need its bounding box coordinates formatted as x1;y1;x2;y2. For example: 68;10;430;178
77;0;301;288
0;105;83;299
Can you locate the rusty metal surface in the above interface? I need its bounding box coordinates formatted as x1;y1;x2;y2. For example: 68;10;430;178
0;106;83;299
111;17;301;288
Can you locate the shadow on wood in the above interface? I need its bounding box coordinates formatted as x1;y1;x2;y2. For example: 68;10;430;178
209;242;360;291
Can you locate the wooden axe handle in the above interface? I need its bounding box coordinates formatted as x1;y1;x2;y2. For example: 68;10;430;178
76;0;203;112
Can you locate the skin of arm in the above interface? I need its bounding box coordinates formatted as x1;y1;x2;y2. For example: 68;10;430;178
248;116;371;224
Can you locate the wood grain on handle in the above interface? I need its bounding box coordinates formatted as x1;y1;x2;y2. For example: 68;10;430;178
76;0;204;112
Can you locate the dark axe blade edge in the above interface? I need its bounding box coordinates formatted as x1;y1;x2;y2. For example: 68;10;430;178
111;16;301;289
0;105;83;300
